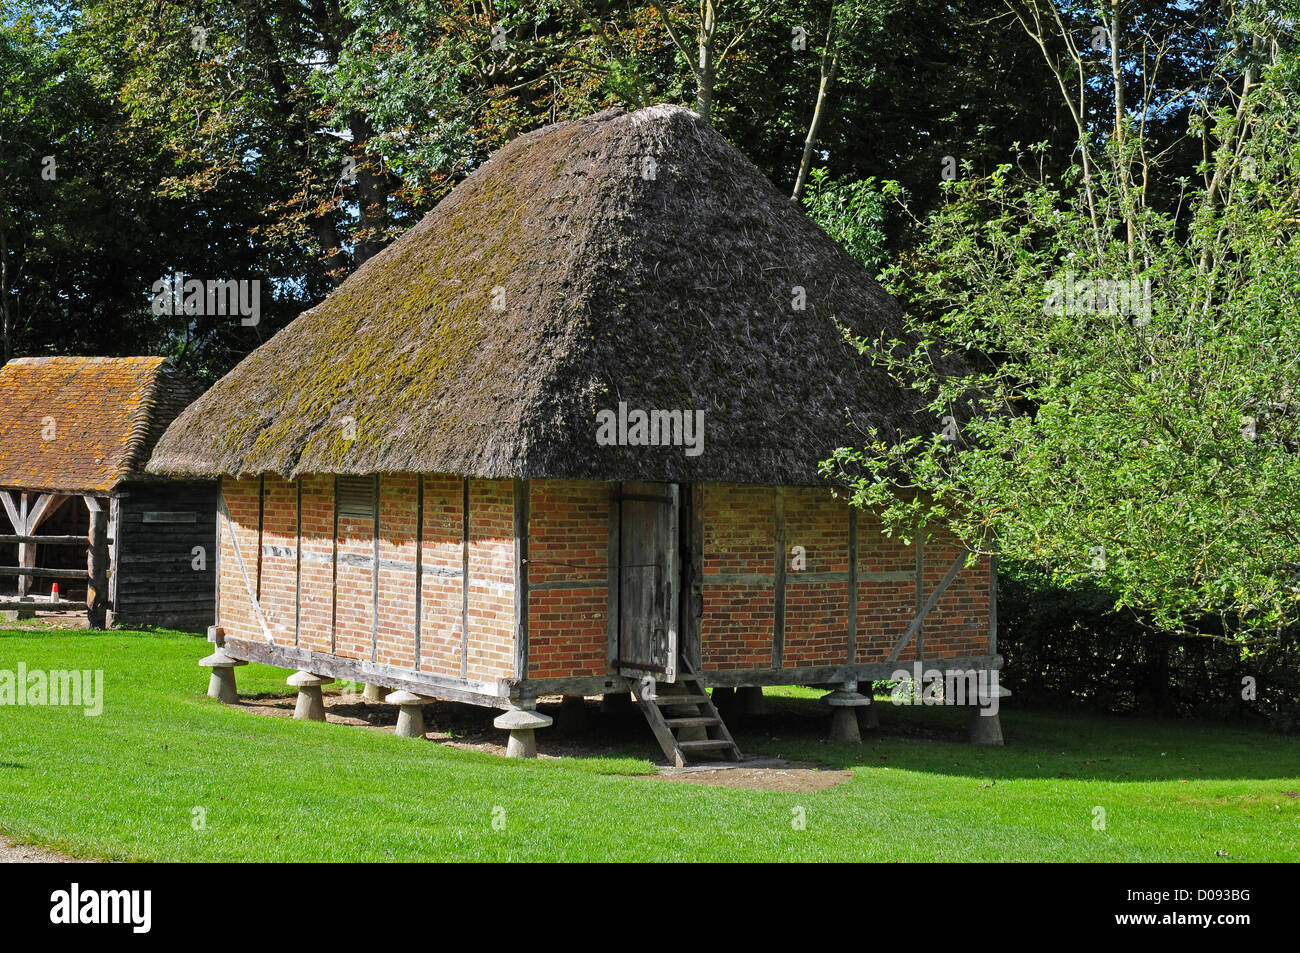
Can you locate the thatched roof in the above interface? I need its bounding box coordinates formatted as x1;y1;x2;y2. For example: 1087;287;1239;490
0;356;201;494
149;105;937;487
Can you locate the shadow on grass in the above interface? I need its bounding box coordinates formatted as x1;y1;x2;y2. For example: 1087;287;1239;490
724;694;1300;784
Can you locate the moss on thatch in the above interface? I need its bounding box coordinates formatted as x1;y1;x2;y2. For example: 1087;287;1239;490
148;105;936;487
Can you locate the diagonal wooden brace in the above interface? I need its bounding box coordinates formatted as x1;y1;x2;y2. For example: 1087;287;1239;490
886;550;968;665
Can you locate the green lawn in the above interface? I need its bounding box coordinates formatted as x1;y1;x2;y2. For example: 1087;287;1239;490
1;627;1297;861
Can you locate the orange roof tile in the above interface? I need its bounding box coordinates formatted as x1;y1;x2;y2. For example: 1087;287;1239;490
0;357;200;494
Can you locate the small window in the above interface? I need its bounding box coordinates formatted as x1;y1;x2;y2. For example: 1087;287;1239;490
336;476;377;520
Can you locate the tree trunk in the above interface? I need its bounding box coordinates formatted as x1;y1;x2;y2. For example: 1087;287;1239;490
310;217;350;286
0;223;11;363
792;52;840;201
349;114;390;267
695;1;717;123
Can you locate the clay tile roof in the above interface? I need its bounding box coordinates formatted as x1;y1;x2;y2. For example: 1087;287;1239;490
149;104;953;487
0;356;200;494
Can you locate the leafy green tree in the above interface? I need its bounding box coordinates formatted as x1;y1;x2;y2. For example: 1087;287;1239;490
800;166;892;275
827;1;1300;640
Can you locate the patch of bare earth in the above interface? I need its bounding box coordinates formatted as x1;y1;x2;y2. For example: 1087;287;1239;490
235;691;654;761
235;692;858;790
0;612;89;631
653;762;853;792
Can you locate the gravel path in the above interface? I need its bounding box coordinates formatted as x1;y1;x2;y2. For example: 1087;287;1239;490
0;834;84;863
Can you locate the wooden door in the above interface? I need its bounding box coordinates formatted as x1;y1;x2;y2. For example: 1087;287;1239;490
616;482;679;682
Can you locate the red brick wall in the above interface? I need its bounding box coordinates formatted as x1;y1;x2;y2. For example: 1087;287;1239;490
215;474;990;686
259;475;298;643
419;475;464;679
700;483;775;671
376;474;419;669
783;488;851;668
466;479;515;681
526;480;610;679
698;482;991;672
854;509;917;663
333;480;375;662
922;526;991;662
297;475;334;654
217;477;260;643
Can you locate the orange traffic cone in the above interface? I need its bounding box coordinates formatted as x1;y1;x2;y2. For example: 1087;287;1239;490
50;582;59;604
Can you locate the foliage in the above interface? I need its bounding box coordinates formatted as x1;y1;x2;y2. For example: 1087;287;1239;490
824;4;1300;638
800;166;894;275
998;559;1300;730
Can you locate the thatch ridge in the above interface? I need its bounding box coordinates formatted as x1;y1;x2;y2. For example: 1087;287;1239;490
149;105;935;486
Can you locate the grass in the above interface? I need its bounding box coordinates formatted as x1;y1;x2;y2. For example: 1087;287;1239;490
0;626;1297;862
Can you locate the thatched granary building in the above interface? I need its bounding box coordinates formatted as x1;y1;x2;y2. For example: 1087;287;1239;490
148;105;999;763
0;356;217;629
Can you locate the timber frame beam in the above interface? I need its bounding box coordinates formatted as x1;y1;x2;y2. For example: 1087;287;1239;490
0;490;71;599
886;550;969;665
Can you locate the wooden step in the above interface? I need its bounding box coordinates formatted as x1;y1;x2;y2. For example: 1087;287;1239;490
652;693;709;706
628;655;744;766
664;716;721;728
677;739;737;751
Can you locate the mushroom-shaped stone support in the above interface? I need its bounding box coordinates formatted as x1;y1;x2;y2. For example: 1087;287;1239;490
363;683;386;702
493;708;553;759
287;671;334;721
969;684;1011;746
737;685;765;717
857;694;881;732
198;648;248;704
824;689;871;743
385;689;434;738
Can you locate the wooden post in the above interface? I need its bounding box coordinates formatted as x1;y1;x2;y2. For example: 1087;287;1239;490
17;493;31;600
86;496;109;629
513;478;529;681
772;487;786;670
108;496;122;621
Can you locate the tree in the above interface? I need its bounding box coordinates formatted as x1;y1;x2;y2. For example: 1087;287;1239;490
826;1;1300;640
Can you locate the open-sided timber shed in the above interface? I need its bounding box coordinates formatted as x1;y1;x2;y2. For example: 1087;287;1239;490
148;105;998;763
0;356;217;630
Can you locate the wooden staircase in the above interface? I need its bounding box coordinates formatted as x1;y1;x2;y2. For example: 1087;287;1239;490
628;655;742;767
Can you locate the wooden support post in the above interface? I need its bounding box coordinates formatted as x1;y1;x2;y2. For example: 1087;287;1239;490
606;484;620;674
915;534;925;660
772;488;786;669
688;483;704;671
989;553;999;656
847;507;858;663
86;497;109;629
460;479;470;678
107;497;121;625
513;478;529;680
17;492;31;599
2;491;68;615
